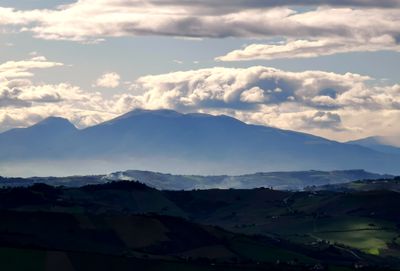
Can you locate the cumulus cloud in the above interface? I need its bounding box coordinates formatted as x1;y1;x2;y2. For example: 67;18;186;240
0;56;68;109
0;77;112;115
126;66;376;111
94;72;121;88
0;57;116;132
0;80;116;132
240;87;266;103
300;111;343;130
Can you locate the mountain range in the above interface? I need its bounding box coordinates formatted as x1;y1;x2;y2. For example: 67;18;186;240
1;109;399;176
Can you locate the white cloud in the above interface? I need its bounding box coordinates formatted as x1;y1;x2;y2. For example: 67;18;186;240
173;60;183;64
217;36;400;61
94;72;121;88
127;66;375;111
0;78;117;131
301;111;343;130
0;56;63;79
0;1;399;58
0;57;115;131
156;0;400;9
240;87;265;103
0;2;397;43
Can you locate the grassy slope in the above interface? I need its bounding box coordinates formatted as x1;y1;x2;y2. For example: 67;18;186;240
164;189;400;257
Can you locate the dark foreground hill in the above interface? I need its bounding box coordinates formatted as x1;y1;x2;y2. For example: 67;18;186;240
0;210;368;271
1;109;400;176
0;180;400;270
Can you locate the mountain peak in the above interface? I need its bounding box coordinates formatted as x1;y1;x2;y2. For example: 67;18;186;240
101;109;247;128
33;116;77;130
101;108;188;126
348;136;400;148
112;108;182;121
347;136;383;145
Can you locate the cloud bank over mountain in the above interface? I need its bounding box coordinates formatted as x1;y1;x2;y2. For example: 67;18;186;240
1;55;399;142
0;56;114;131
120;66;400;140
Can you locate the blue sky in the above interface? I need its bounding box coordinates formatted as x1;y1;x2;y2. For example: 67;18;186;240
1;0;400;143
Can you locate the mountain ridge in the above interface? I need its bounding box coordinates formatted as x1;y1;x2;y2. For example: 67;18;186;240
347;136;400;155
1;109;400;176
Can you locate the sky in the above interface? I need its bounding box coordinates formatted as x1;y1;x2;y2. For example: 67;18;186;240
1;0;400;142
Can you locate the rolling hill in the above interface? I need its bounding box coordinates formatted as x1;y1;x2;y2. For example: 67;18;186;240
307;176;400;192
106;169;391;190
0;169;391;191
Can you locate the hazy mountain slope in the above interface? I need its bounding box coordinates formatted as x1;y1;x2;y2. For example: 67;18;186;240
347;136;400;155
0;117;78;160
80;109;396;174
1;109;400;175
